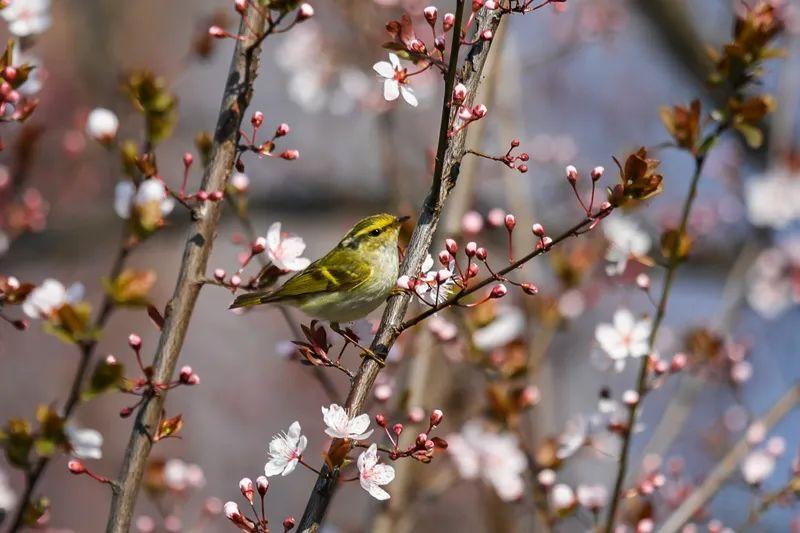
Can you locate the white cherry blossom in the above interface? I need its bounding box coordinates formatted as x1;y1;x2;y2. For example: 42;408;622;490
265;421;307;477
114;179;175;220
373;53;418;107
265;222;311;272
22;278;84;319
357;444;396;500
65;426;103;460
86;108;119;142
321;403;373;440
603;215;651;276
1;0;51;37
594;309;651;371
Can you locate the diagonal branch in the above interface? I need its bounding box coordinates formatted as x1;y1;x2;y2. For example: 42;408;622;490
104;7;269;532
296;4;504;530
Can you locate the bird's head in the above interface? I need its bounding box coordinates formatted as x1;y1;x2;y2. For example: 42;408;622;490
338;213;409;252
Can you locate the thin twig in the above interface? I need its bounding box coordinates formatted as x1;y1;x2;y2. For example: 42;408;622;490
104;7;269;532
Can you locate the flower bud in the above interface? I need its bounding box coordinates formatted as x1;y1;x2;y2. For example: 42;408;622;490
519;152;529;161
622;390;640;407
128;333;142;349
565;165;578;184
179;365;193;383
438;250;451;266
442;12;455;31
636;273;650;290
445;238;458;254
239;477;254;503
208;26;226;38
234;0;246;14
465;241;477;257
423;6;438;25
430;409;443;427
283;516;296;531
280;149;299;160
416;433;428;447
119;406;134;418
209;190;224;201
531;223;545;237
537;468;556;487
480;29;493;41
230;275;242;288
86;108;119;143
275;123;290;137
521;283;539;295
452;83;467;104
183;153;193;168
518;164;528;173
472;104;487;118
196;190;209;201
472;0;484;9
670;352;688;372
475;247;487;261
467;263;479;278
68;459;86;475
393;423;404;435
256;476;269;496
375;413;387;427
251;111;264;128
519;385;540;407
490;284;508;299
3;66;16;80
504;214;516;231
436;269;452;283
214;268;226;281
252;237;267;254
296;3;314;21
591;166;604;181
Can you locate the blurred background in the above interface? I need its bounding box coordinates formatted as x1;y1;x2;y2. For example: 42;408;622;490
2;0;800;531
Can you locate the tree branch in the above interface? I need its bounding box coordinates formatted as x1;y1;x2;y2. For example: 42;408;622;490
104;7;269;532
296;5;504;530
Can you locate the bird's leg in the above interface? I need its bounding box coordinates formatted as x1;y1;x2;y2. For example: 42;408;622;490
330;322;385;368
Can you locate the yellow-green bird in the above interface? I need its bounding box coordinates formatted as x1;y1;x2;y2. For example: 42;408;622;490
230;213;408;323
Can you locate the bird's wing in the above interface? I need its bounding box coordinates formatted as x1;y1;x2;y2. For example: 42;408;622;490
229;249;372;309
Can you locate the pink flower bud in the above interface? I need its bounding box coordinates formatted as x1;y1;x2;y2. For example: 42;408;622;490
475;247;487;260
214;268;226;281
430;409;443;427
434;35;446;51
280;149;299;160
490;284;508;299
3;66;16;80
519;385;540;407
119;406;134;418
416;433;428;447
537;468;556;487
472;0;484;9
396;275;412;290
251;111;264;128
68;459;86;474
467;263;479;278
375;413;387;427
452;83;467;104
445;238;458;254
472;104;487;118
208;26;226;38
591;166;604;181
510;138;520;147
461;210;484;234
438;250;451;266
183;153;193;167
275;123;290;137
654;360;669;375
443;12;455;31
296;3;314;21
128;333;142;349
480;29;493;41
521;283;539;295
565;165;578;184
465;241;477;257
283;516;296;531
485;0;497;8
252;237;267;254
436;269;452;283
234;0;247;14
622;390;640;406
486;208;505;228
196;190;209;201
636;273;650;290
670;352;688;372
256;476;269;495
230;275;242;287
224;501;241;520
423;6;438;25
519;152;529;161
531;223;545;237
504;214;516;231
209;190;224;201
518;164;528;173
239;478;254;503
179;365;193;382
393;423;404;435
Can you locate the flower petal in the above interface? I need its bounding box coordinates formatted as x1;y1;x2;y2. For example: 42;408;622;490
372;61;395;79
400;86;418;107
383;79;400;102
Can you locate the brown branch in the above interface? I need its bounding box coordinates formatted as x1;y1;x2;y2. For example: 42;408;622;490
103;7;269;532
295;4;505;530
6;236;133;533
658;383;800;533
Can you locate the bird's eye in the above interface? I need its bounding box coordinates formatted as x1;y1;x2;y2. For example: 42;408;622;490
369;228;382;237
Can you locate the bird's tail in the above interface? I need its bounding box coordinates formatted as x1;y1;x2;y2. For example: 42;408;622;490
229;291;275;309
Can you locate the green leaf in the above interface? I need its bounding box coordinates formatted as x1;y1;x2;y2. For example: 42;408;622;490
83;359;125;400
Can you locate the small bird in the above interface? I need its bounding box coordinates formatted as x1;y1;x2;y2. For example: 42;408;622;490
230;213;408;323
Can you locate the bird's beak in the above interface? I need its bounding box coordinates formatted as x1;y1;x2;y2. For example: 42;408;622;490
397;215;411;224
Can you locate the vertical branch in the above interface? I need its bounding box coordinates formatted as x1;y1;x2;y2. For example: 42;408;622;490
603;143;717;531
297;5;504;530
104;7;268;532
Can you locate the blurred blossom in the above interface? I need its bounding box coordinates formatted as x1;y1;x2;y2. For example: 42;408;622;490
373;53;418;107
723;404;749;432
446;420;527;501
602;215;651;276
164;459;205;491
461;210;484;234
321;403;373;440
275;22;370;114
427;314;458;342
741;449;775;485
230;171;250;192
22;278;84;319
114;179;174;220
746;237;800;319
472;306;524;351
730;360;753;384
0;467;16;515
556;415;587;459
357;444;396;500
557;288;586;319
265;421;307;477
12;51;43;95
745;166;800;228
594;309;651;371
1;0;51;36
264;222;311;272
65;426;103;460
550;483;576;511
86;108;119;142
